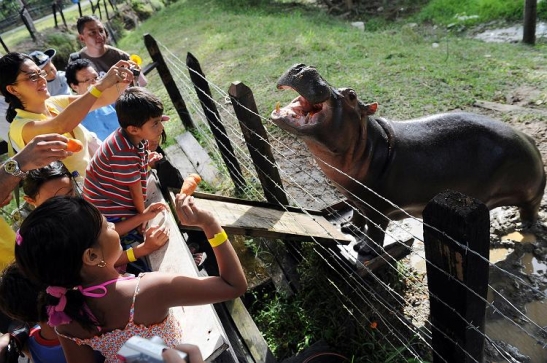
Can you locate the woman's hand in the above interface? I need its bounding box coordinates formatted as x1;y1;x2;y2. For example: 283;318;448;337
14;133;71;171
95;60;134;91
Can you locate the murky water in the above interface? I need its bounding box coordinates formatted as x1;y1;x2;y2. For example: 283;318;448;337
474;22;547;43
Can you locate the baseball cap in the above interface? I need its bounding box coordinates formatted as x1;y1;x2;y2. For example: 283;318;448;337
29;49;56;69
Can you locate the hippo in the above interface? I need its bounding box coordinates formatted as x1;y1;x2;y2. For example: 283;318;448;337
270;63;546;258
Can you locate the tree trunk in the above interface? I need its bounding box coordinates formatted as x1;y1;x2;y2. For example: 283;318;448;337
523;0;537;45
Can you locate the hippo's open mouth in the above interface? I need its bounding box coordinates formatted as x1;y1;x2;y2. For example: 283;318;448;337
271;64;333;131
272;92;326;128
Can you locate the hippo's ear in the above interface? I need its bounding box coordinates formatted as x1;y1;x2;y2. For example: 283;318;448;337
361;102;378;116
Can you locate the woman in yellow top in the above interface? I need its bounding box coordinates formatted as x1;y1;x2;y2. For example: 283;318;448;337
0;52;134;177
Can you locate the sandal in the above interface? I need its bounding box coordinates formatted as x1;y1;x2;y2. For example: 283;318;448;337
187;242;207;268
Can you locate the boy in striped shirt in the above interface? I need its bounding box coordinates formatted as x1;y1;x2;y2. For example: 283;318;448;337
83;87;169;273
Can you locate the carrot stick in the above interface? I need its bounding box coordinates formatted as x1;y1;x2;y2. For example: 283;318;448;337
66;139;84;152
181;173;202;195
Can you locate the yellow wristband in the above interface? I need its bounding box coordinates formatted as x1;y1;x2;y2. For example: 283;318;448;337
208;230;228;248
89;86;102;98
126;247;137;262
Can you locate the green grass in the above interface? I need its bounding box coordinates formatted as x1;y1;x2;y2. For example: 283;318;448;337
116;0;546;133
3;0;547;361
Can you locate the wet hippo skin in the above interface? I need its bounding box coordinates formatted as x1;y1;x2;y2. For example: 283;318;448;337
271;63;546;258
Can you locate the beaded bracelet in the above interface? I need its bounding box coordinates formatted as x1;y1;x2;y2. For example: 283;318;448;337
208;229;228;248
89;85;102;98
126;247;137;262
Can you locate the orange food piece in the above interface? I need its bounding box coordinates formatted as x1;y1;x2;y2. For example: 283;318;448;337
66;138;84;152
181;173;202;195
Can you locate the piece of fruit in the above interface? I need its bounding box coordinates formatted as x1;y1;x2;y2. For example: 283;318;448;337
181;173;202;195
66;138;84;152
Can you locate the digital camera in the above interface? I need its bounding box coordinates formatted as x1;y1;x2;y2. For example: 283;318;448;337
116;336;188;362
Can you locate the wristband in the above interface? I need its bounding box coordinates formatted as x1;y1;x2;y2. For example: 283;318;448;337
126;247;137;262
89;85;102;98
208;229;228;248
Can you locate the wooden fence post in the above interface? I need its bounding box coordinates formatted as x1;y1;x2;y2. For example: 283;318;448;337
0;35;9;53
186;52;246;195
18;5;37;42
143;34;195;130
423;190;489;363
228;81;288;205
523;0;537;45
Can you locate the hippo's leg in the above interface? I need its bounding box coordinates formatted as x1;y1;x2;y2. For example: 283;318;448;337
519;195;543;229
352;212;388;258
341;208;367;236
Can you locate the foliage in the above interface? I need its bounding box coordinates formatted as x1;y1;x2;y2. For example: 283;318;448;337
250;243;429;361
414;0;533;25
43;31;79;70
130;0;150;19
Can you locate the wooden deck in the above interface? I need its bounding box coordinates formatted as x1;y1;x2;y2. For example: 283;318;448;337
146;174;234;362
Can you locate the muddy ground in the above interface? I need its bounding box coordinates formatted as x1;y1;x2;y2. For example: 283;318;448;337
268;68;547;363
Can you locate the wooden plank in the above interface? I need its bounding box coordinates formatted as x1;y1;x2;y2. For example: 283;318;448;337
181;196;351;247
189;191;324;216
175;132;222;186
164;144;198;179
145;174;232;362
224;299;277;363
356;238;414;277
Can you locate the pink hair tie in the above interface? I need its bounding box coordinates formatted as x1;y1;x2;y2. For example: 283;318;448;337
15;230;23;246
45;286;72;326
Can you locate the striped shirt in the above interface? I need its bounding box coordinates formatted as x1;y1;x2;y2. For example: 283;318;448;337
83;128;149;218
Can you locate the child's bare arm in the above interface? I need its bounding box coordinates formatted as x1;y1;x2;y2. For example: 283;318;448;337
114;225;169;267
148;193;248;306
58;335;97;363
128;180;145;214
113;202;166;236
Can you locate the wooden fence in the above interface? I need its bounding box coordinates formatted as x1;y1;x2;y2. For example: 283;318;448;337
142;32;492;363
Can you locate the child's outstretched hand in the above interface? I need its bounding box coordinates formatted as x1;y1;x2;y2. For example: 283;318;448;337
175;193;214;229
138;202;167;232
140;225;170;254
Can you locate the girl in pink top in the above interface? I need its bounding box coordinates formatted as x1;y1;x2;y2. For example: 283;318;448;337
15;195;247;363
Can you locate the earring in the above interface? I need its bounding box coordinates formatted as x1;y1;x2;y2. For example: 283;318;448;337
97;260;106;268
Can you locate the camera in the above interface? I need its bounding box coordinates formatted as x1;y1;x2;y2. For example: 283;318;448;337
116;336;188;362
129;65;141;77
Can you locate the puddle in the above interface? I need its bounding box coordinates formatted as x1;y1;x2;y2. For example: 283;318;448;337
474;21;547;42
485;316;547;362
490;248;512;264
502;231;537;243
521;253;547;275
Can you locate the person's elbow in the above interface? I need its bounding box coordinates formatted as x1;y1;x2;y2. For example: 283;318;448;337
233;278;248;297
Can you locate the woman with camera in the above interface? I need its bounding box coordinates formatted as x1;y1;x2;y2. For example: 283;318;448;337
0;52;133;177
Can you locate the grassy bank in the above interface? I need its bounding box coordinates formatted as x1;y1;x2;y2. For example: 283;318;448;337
117;0;547;145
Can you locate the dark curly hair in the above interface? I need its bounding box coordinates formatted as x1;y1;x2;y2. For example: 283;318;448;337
15;196;105;330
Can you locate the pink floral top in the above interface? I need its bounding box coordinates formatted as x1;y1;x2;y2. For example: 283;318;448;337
56;274;184;362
